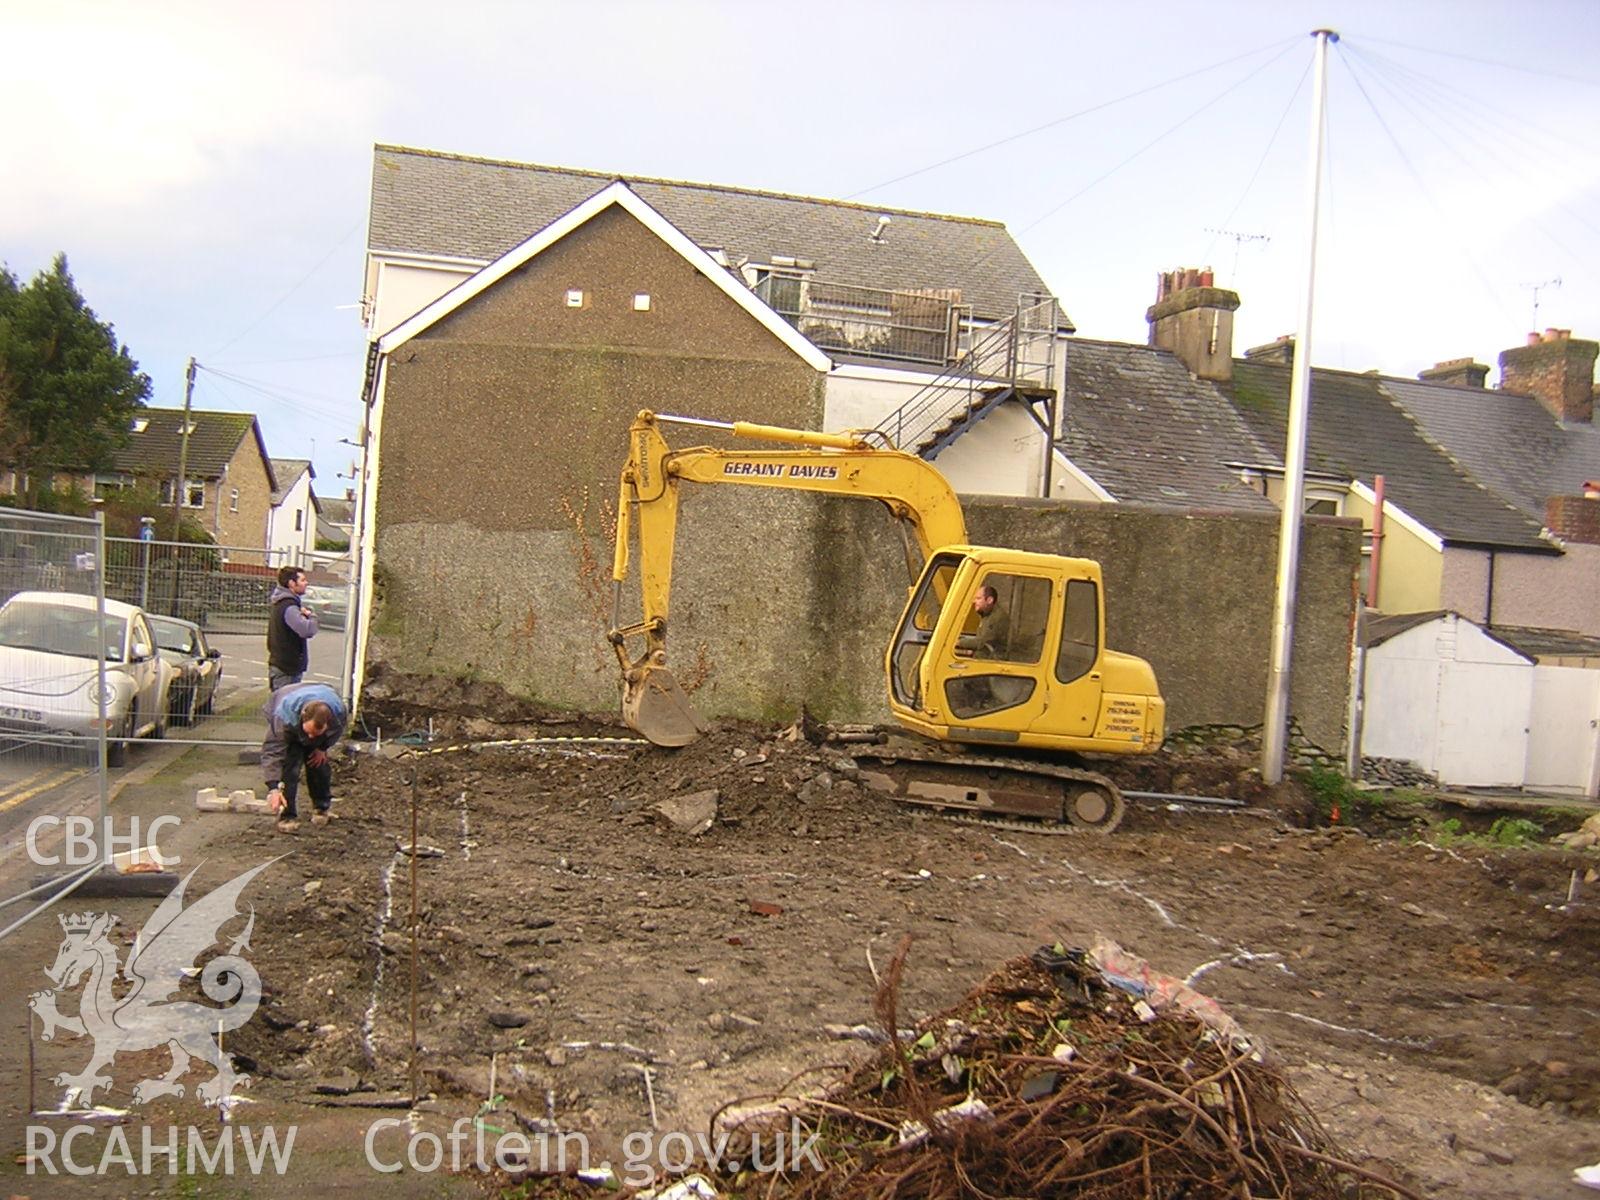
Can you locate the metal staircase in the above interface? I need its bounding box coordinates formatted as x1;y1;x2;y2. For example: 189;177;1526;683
874;294;1061;459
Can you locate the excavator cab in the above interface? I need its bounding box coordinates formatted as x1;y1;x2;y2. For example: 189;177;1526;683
887;548;1164;754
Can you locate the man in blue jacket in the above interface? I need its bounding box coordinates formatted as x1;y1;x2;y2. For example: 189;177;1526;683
262;681;347;833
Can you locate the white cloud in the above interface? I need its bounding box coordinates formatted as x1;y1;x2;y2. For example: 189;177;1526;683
0;3;381;236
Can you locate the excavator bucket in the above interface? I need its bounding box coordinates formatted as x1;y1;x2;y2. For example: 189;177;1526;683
623;666;708;747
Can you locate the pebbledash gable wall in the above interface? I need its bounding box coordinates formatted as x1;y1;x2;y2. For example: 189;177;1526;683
370;205;828;712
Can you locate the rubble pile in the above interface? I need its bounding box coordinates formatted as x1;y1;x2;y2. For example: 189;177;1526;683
743;942;1415;1200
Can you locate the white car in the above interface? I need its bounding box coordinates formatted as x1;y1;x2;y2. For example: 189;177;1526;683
0;591;174;765
302;584;349;630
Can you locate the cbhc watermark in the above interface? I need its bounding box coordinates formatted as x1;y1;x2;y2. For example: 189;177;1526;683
26;814;181;867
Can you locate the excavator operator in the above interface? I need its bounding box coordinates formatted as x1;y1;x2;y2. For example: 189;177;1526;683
959;584;1010;660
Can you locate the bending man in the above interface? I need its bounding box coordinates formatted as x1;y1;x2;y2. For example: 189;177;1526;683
262;681;347;834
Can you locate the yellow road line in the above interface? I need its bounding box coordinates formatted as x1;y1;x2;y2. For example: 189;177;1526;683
0;766;57;799
0;767;90;814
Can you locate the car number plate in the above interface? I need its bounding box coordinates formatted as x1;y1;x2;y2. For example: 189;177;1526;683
0;705;44;723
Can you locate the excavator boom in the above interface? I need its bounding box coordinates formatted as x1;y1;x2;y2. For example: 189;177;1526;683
610;410;967;743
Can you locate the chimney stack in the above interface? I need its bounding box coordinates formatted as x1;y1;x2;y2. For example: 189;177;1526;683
1546;491;1600;545
1145;268;1240;382
1418;357;1488;389
1243;334;1296;366
1499;328;1597;423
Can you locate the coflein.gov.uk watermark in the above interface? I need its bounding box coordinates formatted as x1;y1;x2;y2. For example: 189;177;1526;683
27;1119;824;1185
365;1118;824;1184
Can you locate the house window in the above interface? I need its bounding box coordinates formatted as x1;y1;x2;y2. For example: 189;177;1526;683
230;488;239;513
753;269;804;318
160;479;206;508
633;293;651;312
294;509;303;531
1304;487;1343;517
565;289;585;308
130;417;149;433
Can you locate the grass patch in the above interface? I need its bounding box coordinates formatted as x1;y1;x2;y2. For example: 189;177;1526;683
1297;766;1424;821
1428;815;1545;848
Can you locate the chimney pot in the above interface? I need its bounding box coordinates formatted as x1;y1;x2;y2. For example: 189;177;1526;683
1527;332;1542;346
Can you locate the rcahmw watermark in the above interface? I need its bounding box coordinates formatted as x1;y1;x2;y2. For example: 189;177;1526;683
26;1124;295;1176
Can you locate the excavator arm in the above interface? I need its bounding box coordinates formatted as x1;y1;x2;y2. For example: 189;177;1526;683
609;409;968;744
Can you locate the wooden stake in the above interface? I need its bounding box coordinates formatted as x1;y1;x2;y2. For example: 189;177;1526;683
409;770;420;1104
27;1006;36;1116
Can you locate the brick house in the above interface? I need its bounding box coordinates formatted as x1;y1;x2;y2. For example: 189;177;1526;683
101;408;278;557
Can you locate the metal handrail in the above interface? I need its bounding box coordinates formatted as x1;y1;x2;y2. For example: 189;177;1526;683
754;275;965;367
875;294;1061;454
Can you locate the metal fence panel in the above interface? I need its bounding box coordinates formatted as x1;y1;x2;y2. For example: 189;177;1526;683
0;509;110;874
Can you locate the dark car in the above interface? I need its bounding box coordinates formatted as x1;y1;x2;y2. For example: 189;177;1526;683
149;615;222;725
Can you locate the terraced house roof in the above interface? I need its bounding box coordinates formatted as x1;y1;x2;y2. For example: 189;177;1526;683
1227;362;1553;552
1379;377;1600;524
368;144;1062;325
1057;339;1278;512
112;409;273;488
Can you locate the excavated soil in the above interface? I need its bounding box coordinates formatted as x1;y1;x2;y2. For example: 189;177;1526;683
199;677;1600;1196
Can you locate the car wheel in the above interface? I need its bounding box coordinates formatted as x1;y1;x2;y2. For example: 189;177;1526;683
184;685;198;727
107;714;130;767
199;674;219;716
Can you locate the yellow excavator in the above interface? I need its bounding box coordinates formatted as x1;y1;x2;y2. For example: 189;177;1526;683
608;410;1165;832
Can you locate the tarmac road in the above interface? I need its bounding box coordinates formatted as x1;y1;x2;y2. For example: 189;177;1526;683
0;626;346;879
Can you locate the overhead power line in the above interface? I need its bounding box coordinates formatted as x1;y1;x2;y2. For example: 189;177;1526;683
1333;42;1513;323
207;221;363;359
843;35;1301;200
1361;34;1600;90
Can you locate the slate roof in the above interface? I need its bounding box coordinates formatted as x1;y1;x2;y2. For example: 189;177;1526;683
268;458;312;506
368;145;1061;325
319;497;354;525
1378;377;1600;524
1489;624;1600;660
1364;610;1600;661
1364;609;1450;648
1227;362;1553;552
1056;339;1278;511
112;409;273;487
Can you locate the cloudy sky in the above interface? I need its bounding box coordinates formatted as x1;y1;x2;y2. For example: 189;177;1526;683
4;0;1597;489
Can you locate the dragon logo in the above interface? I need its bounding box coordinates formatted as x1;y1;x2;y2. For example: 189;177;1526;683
27;861;274;1108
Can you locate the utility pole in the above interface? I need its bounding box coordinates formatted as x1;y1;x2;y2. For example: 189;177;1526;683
172;357;196;541
1263;29;1337;785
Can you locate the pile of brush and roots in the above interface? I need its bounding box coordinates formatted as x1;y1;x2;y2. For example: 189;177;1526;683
706;938;1417;1200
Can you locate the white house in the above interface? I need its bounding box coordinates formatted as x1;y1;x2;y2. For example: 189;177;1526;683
266;458;317;563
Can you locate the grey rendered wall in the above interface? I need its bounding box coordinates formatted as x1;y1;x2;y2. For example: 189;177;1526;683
807;497;1360;751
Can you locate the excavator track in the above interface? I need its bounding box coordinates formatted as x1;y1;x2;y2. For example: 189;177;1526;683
853;746;1127;834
